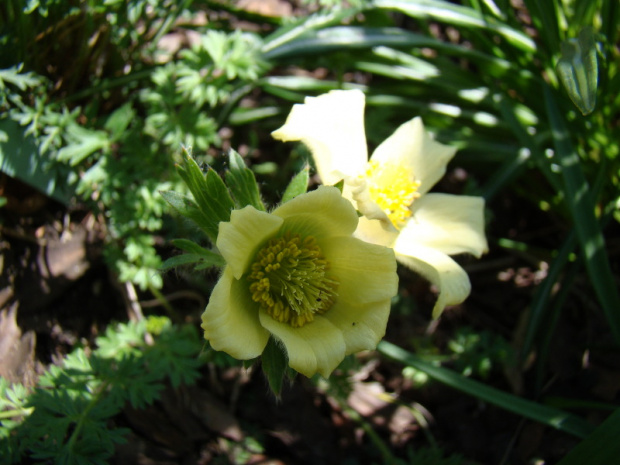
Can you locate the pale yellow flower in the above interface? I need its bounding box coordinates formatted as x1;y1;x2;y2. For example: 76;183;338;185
201;186;398;377
272;90;488;319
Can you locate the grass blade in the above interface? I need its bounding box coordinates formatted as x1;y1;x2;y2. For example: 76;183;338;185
373;0;536;52
600;0;619;46
521;0;563;53
543;85;620;344
264;26;441;61
262;8;360;55
378;341;593;438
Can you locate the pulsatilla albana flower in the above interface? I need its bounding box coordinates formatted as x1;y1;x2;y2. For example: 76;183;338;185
201;186;398;378
272;90;488;319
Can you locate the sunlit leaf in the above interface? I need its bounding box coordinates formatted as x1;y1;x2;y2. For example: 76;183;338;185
373;0;536;52
262;8;362;55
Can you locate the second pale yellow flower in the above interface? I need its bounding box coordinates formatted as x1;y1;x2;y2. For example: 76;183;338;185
272;90;488;318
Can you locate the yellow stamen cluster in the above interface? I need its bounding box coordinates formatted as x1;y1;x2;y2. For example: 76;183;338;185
366;160;420;229
248;232;339;328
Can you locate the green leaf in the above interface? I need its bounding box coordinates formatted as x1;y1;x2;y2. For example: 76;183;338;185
261;337;288;398
103;102;135;142
378;341;593;439
556;27;598;115
56;125;109;166
225;148;265;210
557;409;620;465
281;166;309;203
0;64;42;90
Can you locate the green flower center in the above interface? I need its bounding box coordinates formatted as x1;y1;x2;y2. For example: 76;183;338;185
366;160;420;229
247;232;339;328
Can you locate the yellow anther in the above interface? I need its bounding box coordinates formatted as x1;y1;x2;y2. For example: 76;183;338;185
365;160;420;229
247;232;339;327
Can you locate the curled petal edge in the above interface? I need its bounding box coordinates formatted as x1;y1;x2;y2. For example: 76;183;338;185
394;242;472;319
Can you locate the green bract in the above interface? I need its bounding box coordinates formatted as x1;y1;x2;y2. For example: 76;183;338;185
201;186;398;378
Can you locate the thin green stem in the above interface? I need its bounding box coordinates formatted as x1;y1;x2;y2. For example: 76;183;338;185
60;68;154;104
148;284;178;320
66;379;111;451
343;405;396;465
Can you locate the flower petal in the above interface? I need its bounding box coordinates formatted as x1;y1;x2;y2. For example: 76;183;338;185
274;186;359;239
201;267;270;359
217;206;283;279
259;311;346;378
347;176;394;229
271;90;368;184
323;300;391;354
321;236;398;305
393;242;471;319
404;193;488;257
370;117;457;196
353;216;399;247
